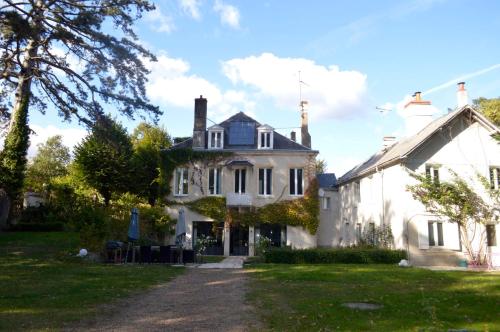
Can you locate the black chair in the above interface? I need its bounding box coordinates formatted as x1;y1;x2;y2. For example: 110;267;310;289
140;245;152;263
159;245;172;263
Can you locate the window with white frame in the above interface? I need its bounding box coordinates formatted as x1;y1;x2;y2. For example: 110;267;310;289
258;168;272;195
489;167;500;190
174;168;189;196
208;127;224;149
234;169;246;194
208;167;222;195
322;197;330;210
486;224;497;247
425;164;440;185
354;181;360;202
257;125;273;149
356;223;362;241
428;221;444;247
289;168;303;195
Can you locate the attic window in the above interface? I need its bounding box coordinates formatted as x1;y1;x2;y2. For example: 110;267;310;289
257;125;274;149
208;126;224;149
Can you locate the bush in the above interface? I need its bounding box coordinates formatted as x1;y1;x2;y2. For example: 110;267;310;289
263;247;407;264
10;222;64;232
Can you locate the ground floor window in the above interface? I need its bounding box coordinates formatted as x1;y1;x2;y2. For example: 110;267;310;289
486;224;497;247
428;221;444;247
192;221;224;255
256;224;285;247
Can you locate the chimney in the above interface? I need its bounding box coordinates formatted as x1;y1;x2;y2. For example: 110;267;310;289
300;101;311;148
457;82;468;108
193;95;207;149
290;131;296;142
403;91;437;136
382;136;396;149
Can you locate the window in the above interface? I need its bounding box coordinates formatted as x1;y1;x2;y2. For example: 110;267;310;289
208;168;222;195
356;223;362;241
489;167;500;190
208;131;223;149
322;197;331;210
174;168;189;196
234;169;246;194
426;165;440;184
289;168;303;195
486;224;497;247
368;222;375;245
344;222;350;243
258;168;272;195
257;125;274;149
428;221;444;247
354;181;360;202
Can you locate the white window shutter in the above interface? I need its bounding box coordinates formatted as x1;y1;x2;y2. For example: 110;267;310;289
443;221;461;250
418;221;429;249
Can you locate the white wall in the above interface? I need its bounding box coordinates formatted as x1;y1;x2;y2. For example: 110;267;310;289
287;225;317;249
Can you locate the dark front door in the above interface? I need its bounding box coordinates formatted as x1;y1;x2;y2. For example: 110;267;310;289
230;225;249;256
193;221;224;255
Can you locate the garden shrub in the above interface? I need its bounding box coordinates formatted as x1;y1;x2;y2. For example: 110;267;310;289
263;247;407;264
10;222;64;231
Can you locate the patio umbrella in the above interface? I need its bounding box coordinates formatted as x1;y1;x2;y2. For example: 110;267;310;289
128;207;140;241
175;208;186;247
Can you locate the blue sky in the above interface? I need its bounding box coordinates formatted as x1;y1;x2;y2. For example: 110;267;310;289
24;0;500;175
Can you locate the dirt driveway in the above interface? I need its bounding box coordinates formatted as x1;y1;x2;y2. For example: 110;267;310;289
65;268;261;332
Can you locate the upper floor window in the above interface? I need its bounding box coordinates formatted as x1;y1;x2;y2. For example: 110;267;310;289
174;168;189;196
425;164;440;185
259;168;272;195
208;167;222;195
234;169;246;194
354;181;361;202
208;125;224;149
489;167;500;190
322;197;331;210
257;125;273;149
289;168;303;196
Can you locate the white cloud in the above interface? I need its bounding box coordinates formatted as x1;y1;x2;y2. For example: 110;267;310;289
213;0;240;29
222;53;368;120
179;0;202;20
28;125;87;159
144;53;253;122
145;7;175;33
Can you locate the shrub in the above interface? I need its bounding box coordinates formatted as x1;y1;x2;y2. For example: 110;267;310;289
10;222;64;232
263;247;407;264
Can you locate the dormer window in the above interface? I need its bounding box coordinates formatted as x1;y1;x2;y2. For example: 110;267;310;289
257;125;273;149
208;125;224;149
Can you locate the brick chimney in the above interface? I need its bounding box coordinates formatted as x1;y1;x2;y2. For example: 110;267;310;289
300;101;311;148
403;91;437;136
193;95;207;149
457;82;468;108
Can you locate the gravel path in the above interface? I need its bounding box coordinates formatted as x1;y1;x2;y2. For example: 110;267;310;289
66;268;261;332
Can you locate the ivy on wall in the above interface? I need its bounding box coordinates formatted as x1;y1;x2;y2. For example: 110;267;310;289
172;178;320;234
158;148;232;197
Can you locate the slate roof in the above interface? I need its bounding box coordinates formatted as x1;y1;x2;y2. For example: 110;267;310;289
337;105;499;185
316;173;337;189
170;111;315;152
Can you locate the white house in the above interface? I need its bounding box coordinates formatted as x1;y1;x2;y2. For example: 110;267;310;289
328;83;500;266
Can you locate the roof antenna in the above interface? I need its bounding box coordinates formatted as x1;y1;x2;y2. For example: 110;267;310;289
298;70;309;107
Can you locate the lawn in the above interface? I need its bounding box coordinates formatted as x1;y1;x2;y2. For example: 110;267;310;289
247;264;500;331
0;232;184;331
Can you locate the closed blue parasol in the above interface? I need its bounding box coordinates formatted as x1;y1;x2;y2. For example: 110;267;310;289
175;208;186;247
128;208;140;241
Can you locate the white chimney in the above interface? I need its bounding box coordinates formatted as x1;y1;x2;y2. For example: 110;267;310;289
403;91;438;137
457;82;468;108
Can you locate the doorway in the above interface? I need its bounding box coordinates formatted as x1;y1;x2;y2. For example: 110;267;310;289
230;225;249;256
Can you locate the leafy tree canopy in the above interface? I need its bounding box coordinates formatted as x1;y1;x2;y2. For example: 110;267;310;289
473;97;500;127
74;115;133;206
315;158;327;174
25;135;70;192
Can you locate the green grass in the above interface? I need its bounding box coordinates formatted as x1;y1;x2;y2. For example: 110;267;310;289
247;264;500;331
0;232;184;331
199;255;225;263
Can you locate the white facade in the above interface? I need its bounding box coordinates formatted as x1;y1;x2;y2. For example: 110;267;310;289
330;107;500;266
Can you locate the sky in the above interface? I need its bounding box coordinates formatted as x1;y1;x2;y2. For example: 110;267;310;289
8;0;500;175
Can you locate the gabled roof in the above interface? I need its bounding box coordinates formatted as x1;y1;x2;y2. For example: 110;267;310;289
317;173;337;189
170;111;315;152
338;105;500;185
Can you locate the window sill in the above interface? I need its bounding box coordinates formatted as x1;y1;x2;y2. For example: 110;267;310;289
257;195;274;198
208;194;223;197
173;194;189;197
208;147;223;150
289;194;304;197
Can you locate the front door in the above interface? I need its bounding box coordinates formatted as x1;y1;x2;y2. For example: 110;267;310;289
230;225;249;256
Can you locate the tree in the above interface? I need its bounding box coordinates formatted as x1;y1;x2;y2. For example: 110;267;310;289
0;0;159;211
25;135;70;192
473;97;500;126
407;169;499;264
130;123;171;206
74;116;133;206
315;158;328;174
